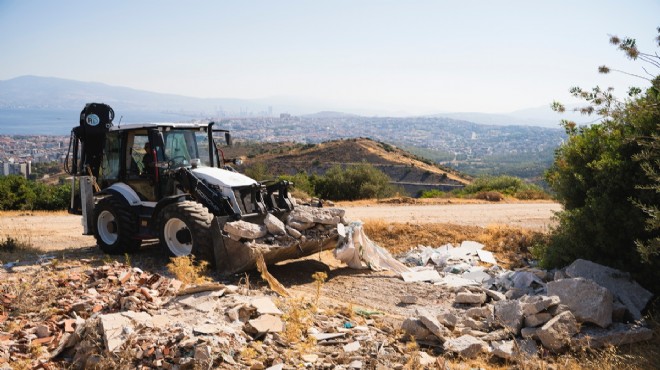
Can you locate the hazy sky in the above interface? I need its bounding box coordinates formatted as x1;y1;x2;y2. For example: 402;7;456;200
0;1;658;114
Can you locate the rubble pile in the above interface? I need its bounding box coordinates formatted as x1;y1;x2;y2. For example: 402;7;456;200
223;205;347;247
398;243;655;360
0;259;425;369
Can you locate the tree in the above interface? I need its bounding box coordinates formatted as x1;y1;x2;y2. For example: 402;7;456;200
314;163;396;201
545;28;660;292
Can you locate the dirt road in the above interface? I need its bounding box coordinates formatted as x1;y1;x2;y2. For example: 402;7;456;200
0;202;560;252
343;202;561;231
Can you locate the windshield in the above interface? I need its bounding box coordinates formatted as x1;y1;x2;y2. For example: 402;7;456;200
162;129;211;168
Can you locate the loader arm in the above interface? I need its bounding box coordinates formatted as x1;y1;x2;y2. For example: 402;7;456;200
173;167;240;218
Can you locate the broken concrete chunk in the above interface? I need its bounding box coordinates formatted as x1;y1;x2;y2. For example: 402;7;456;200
400;295;418;304
494;300;524;335
401;318;435;341
547;278;613;328
465;305;492;319
537;311;579;352
524;312;553;328
224;220;268;240
401;269;441;283
520;326;540;340
476;249;497;265
290;209;314;223
565;259;653;321
285;225;302;239
287;220;315;231
437;311;459;328
491;340;515;360
417;310;450;341
264;214;286;235
455;291;486;305
521;295;561;316
248;314;284;333
485;289;506;302
574;322;653;348
251;297;283;315
443;334;489;359
343;341;361;353
99;313;133;352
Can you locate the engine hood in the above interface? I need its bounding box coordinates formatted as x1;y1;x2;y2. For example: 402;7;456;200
191;167;258;188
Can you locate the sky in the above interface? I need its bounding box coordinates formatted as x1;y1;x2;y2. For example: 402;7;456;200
0;0;658;115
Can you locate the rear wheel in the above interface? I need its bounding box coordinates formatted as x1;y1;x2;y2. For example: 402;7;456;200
94;196;140;254
158;201;214;263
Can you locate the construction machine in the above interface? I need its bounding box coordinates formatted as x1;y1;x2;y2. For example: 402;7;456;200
66;103;339;273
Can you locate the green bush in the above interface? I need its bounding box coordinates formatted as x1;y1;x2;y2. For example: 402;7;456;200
314;163;396;201
461;175;549;199
0;175;70;211
280;172;315;197
419;189;447;198
543;30;660;292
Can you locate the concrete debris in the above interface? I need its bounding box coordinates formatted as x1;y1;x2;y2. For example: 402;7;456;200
455;291;487;305
547;278;613;328
574;322;653;348
399;295;418;304
401;268;441;283
537;311;579;352
417;309;450;341
224;220;268;240
263;213;286;235
401;318;436;341
494;300;524;335
247;314;284;334
443;334;489;358
491;340;515;360
565;259;653;320
250;297;283;315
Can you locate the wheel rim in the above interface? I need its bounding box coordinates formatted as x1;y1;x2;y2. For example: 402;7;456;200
97;210;118;245
163;218;193;256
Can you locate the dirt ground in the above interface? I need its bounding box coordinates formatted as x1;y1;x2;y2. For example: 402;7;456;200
0;202;559;319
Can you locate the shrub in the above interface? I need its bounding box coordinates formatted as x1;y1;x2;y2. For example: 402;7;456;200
475;191;504;202
419;189;447;198
314;163;396;201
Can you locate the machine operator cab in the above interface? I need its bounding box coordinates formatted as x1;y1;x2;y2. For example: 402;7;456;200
98;123;231;202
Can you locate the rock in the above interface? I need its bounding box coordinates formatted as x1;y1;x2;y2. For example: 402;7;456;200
301;354;319;363
224;220;267;240
521;295;561;316
517;339;539;359
612;300;627;322
520;327;540;340
485;289;506;302
524;312;552;328
547;303;570;316
194;344;212;361
481;329;510;341
348;360;363;369
285;226;302;239
491;340;515;360
290;208;314;223
400;295;418;304
443;335;489;359
343;341;361;353
401;318;435;341
287;220;314;231
35;325;50;338
251;297;283;315
417;310;450;341
547;278;613;328
494;300;523;335
537;311;578;352
565;259;653;320
264;214;286;235
248;314;284;333
455;291;486;305
99;312;133;352
465;305;492;319
437;311;459;328
574;322;653;348
401;269;442;283
418;351;436;366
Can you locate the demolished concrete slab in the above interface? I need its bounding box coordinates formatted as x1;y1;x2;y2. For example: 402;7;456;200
565;259;653;320
547;278;613;328
443;334;489;358
494;300;524;335
537;311;579;352
224;220;268;240
574;322;653;348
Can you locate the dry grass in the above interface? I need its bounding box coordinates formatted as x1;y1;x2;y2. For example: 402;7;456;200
166;255;212;285
363;220;547;269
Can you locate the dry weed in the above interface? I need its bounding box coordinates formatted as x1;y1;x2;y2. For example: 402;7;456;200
166;255;211;285
311;271;327;307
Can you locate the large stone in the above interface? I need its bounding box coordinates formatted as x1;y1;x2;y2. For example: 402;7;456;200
565;259;653;320
491;340;515;360
99;313;133;352
494;300;523;335
289;209;314;223
443;335;489;359
537;311;578;352
264;214;286;235
417;310;450;341
520;295;561;316
224;220;267;240
573;322;653;348
401;318;435;341
437;311;459;328
248;314;284;333
524;312;552;328
547;278;613;328
251;297;283;315
455;291;486;305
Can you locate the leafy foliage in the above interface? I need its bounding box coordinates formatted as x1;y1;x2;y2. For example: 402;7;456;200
420;175;550;200
313;163;396;201
0;175;70;211
544;29;660;291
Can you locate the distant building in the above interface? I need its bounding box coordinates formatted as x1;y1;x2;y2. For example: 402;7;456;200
280;113;291;119
0;160;31;178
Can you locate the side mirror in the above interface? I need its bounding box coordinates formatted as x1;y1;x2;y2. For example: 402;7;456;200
225;132;232;146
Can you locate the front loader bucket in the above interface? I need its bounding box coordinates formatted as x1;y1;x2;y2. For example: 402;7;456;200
211;218;339;275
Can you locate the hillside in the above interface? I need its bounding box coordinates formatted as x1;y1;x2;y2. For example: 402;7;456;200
231;138;471;195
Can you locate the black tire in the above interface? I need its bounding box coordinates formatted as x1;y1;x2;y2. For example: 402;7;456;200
158;201;214;263
93;195;141;254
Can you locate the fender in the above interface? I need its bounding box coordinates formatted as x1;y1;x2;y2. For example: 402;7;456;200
100;183;143;206
149;194;190;229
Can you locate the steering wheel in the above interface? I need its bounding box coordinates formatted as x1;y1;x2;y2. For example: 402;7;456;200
167;156;188;167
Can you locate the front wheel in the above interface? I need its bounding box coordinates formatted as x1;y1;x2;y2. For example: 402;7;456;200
158;201;214;263
93;196;141;254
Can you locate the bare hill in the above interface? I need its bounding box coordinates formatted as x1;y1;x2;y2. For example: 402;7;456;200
235;138;470;195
